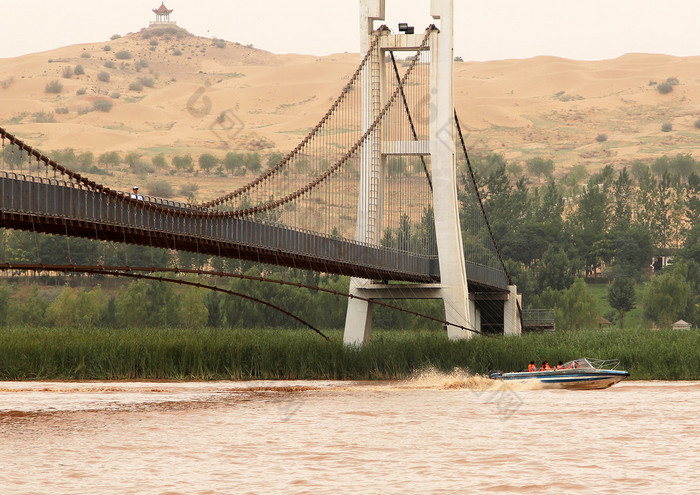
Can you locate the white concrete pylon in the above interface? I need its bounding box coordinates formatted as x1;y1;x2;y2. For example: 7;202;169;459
344;0;473;345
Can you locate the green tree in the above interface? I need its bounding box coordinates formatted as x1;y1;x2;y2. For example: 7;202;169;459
568;170;613;276
152;154;167;169
669;154;698;180
177;281;208;328
244;153;261;174
535;246;577;292
608;224;653;279
223;152;245;175
45;285;76;327
2;142;28;168
198;153;218;173
556;278;598;330
44;285;105;327
608;277;636;328
642;269;691;328
9;283;47;325
526;157;555;179
124;152;141;168
98;151;121;167
266;152;284;170
0;283;11;326
172;154;194;172
612;167;634;226
77;152;94;170
115;279;179;327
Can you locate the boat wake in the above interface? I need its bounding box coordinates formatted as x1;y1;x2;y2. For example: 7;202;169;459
400;367;545;391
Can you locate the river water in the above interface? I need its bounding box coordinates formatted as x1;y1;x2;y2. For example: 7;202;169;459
1;373;698;494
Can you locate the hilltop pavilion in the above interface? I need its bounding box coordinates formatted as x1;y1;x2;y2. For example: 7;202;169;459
151;2;175;25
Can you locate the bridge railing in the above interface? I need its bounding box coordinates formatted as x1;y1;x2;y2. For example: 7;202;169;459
0;174;444;283
0;173;509;289
521;309;555;331
0;172;195;211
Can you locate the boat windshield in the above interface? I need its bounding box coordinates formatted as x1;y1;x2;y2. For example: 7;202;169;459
561;358;621;370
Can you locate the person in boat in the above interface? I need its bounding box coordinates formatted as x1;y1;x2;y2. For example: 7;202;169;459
541;361;552;371
528;361;537;372
555;360;565;370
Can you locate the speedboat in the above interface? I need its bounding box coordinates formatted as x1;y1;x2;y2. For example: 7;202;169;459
488;358;630;390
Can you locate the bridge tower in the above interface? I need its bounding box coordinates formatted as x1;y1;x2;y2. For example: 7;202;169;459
345;0;481;344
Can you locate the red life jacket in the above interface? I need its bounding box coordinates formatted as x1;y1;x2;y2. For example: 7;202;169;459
528;364;537;372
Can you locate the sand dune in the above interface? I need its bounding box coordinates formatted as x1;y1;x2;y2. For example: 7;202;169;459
1;25;699;197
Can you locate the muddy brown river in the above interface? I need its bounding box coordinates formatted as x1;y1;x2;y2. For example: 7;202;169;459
1;373;698;494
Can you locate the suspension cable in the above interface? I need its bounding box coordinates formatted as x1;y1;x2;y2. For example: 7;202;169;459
389;51;432;191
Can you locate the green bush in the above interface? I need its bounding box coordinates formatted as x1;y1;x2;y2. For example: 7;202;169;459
98;151;120;166
666;77;679;85
80;52;91;59
661;122;673;132
152;154;167;169
526;157;555;178
74;64;85;76
110;34;121;40
150;39;159;46
596;133;607;142
694;118;700;129
110;92;121;99
62;66;73;78
55;107;69;114
657;82;673;94
92;99;113;112
138;76;154;88
32;111;56;123
97;71;110;82
45;80;63;94
104;60;115;69
115;50;131;60
76;87;86;95
103;45;111;52
147;180;174;198
172;49;182;56
129;81;143;91
135;59;149;71
180;183;199;196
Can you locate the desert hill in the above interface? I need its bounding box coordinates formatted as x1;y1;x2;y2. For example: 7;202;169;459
1;25;700;200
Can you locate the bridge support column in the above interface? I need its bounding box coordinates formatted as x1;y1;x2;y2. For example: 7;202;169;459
503;285;522;336
345;0;475;345
468;297;481;333
430;0;473;339
344;280;374;346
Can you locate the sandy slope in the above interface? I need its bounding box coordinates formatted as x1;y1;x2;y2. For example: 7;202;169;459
1;25;699;199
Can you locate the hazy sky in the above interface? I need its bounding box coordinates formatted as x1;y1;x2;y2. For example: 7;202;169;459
1;0;699;61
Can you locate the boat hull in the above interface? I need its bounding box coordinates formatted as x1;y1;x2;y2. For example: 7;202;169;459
498;369;630;390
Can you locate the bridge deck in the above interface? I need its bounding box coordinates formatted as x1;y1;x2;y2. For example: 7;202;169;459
0;174;509;291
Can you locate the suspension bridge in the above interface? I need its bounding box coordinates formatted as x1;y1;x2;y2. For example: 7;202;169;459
0;0;522;343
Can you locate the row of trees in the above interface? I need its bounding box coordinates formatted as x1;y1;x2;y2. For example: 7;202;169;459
463;152;699;328
0;270;441;331
1;143;283;179
0;148;697;329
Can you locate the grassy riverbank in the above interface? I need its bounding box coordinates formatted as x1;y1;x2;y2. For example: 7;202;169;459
1;326;698;381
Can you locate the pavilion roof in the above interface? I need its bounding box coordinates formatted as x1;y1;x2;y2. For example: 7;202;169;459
153;2;173;14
